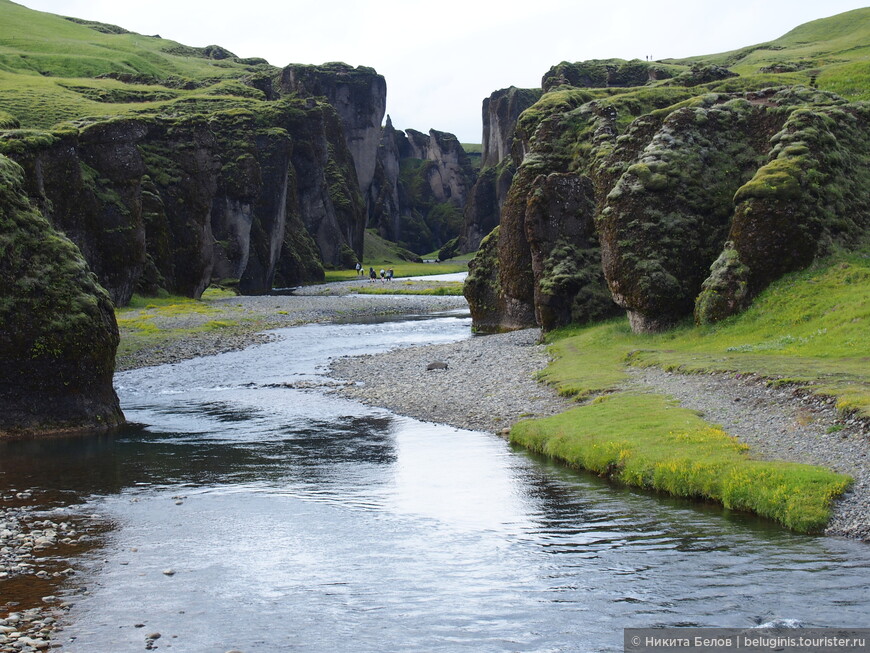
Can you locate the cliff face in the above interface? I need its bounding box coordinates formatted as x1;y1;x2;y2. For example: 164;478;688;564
465;79;870;333
459;87;541;254
481;87;544;168
368;121;477;254
0;154;123;437
2;74;370;304
279;63;387;215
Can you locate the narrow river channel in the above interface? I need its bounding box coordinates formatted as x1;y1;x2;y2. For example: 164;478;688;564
2;311;869;652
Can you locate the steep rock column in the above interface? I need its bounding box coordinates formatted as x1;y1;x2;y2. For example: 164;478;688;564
278;63;386;215
140;117;221;299
493;166;538;330
208;111;263;288
463;226;505;332
425;130;476;207
460;87;541;253
280;99;365;267
369;116;403;242
0;155;123;437
481;87;543;168
239;129;295;293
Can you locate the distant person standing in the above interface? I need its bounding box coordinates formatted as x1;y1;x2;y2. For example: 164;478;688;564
369;267;376;282
379;268;386;282
355;262;362;276
387;268;394;281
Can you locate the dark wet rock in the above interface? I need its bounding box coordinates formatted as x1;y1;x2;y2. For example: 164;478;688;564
0;155;123;437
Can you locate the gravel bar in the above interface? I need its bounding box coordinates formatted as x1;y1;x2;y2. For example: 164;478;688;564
117;284;468;371
629;367;870;540
328;328;574;435
326;322;869;541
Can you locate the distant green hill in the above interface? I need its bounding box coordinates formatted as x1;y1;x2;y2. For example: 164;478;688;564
666;7;870;100
0;0;277;128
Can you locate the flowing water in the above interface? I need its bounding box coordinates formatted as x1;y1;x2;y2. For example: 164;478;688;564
2;311;869;652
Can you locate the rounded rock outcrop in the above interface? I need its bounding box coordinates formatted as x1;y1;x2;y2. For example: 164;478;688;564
0;155;124;437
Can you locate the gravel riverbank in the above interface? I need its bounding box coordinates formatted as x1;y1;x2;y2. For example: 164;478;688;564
329;328;575;435
326;323;869;542
116;280;468;371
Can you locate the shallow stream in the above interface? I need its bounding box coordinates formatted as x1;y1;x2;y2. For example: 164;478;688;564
2;311;869;652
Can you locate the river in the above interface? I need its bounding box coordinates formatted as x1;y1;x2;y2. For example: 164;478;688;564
1;311;869;652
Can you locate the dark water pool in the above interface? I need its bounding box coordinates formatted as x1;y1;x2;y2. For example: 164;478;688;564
2;313;869;652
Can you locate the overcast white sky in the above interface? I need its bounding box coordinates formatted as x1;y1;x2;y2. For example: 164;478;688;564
15;0;870;142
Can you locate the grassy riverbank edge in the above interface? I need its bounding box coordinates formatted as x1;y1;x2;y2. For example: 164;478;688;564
510;251;868;533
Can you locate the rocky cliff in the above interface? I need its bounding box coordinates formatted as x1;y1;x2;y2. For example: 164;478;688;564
465;57;870;333
368;120;476;254
459;87;542;254
0;154;123;437
279;63;387;219
1;70;374;304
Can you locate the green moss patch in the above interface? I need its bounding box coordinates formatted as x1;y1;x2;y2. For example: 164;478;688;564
511;392;851;533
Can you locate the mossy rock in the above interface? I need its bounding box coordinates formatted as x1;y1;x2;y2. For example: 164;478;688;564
464;226;508;333
0;154;123;437
702;101;870;320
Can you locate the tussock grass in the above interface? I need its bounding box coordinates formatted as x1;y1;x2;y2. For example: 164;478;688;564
511;393;851;533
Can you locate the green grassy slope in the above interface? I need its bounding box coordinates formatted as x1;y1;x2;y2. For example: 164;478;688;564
666;7;870;101
541;251;870;418
0;0;276;127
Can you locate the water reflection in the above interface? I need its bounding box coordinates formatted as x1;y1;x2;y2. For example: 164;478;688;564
1;315;869;653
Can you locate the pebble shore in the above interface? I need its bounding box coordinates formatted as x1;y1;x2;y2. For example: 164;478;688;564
329;328;574;435
0;491;102;653
326;323;869;542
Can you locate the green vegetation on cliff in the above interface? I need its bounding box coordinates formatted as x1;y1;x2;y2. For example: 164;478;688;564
469;7;870;338
0;0;377;303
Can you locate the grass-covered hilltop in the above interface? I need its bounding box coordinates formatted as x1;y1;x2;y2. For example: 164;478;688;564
463;7;869;533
